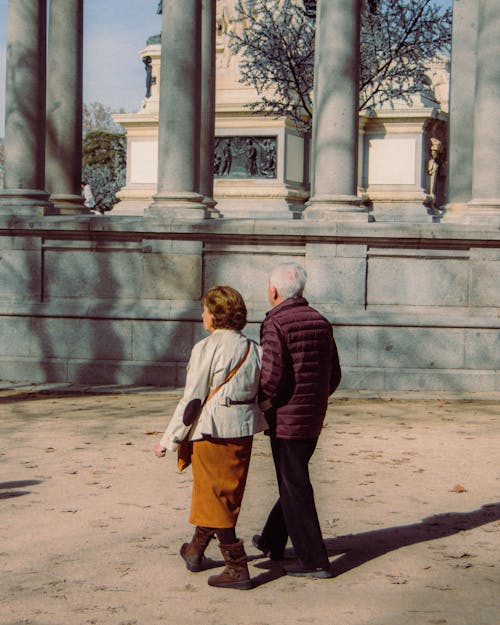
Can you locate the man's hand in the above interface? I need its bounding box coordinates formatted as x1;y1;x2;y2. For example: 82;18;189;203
259;398;273;412
154;442;167;458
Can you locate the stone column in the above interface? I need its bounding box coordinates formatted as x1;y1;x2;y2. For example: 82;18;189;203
467;0;500;222
305;0;368;221
200;0;222;217
46;0;87;214
146;0;206;219
444;0;478;215
0;0;55;215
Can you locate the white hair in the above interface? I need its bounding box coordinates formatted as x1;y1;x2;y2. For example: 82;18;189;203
269;262;307;299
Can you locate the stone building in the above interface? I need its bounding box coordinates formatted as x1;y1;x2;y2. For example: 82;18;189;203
113;0;450;222
0;0;498;394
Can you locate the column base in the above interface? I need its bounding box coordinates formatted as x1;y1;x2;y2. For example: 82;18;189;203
441;200;500;225
371;202;441;223
305;194;372;221
49;193;90;215
203;196;224;219
144;191;207;220
0;189;58;215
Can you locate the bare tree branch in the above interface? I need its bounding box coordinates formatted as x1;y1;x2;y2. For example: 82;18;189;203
229;0;451;133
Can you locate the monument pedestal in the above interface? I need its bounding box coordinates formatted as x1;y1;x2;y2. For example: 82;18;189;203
360;102;447;223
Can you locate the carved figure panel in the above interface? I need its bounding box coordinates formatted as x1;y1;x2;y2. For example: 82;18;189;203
214;136;277;178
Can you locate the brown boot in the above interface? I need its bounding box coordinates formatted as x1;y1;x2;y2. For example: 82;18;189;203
207;539;252;590
180;526;215;572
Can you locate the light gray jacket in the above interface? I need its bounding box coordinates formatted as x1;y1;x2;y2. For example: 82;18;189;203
160;329;267;452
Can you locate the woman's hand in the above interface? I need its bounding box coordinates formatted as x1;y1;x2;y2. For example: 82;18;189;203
154;442;167;458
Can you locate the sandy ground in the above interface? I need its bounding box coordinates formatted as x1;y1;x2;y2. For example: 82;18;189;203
0;388;499;625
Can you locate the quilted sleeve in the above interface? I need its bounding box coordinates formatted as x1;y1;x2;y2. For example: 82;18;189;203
258;317;285;409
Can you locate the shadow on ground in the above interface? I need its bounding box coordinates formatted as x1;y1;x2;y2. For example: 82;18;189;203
250;503;500;588
0;480;43;500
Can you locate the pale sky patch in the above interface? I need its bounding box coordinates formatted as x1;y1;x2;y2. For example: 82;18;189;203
0;0;161;136
0;0;453;138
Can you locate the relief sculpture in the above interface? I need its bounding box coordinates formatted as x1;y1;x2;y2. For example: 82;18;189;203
214;136;277;178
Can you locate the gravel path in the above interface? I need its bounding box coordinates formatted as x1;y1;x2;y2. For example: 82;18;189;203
1;390;498;625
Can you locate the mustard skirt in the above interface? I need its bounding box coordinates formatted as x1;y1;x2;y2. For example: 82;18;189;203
190;435;253;528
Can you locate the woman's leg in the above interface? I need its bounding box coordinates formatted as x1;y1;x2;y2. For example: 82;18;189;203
180;526;215;572
215;527;237;544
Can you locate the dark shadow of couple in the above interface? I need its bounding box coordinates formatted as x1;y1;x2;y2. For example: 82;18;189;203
247;502;500;588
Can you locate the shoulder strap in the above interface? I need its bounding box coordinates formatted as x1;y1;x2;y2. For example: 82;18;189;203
204;340;251;405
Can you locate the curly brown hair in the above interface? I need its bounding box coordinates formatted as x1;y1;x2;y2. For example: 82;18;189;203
202;286;247;331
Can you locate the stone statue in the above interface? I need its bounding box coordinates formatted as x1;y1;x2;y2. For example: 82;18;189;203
427;138;442;209
143;56;154;99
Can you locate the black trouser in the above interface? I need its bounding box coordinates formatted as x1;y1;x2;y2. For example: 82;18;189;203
260;436;330;570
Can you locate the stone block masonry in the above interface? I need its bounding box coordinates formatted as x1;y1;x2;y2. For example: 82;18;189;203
0;216;498;395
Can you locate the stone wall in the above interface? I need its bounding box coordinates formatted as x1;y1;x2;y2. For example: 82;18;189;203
0;216;498;394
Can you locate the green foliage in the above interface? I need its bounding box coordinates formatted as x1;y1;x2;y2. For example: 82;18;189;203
82;131;126;170
82;130;126;212
230;0;452;133
82;161;126;212
83;101;125;136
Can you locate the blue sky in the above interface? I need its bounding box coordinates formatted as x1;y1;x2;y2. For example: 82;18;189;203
0;0;162;136
0;0;453;138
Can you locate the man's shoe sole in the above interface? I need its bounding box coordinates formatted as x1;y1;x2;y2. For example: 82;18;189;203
284;567;333;579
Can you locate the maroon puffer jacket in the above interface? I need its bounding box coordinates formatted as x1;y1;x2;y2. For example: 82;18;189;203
259;297;341;439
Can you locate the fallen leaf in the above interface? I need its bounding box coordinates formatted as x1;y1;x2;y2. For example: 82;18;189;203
450;484;467;493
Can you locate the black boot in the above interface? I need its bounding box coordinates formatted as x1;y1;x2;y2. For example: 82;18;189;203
252;534;285;561
180;526;215;572
207;540;252;590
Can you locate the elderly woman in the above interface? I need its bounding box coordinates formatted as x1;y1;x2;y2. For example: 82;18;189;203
154;286;266;590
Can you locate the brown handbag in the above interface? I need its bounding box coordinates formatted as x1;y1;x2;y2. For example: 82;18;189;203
177;341;251;471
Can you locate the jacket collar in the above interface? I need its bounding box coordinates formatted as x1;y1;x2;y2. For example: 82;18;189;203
212;328;241;335
265;296;308;319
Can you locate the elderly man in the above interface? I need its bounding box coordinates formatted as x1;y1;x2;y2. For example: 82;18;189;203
254;262;341;578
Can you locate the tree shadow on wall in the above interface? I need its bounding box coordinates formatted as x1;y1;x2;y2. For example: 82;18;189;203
4;220;202;392
58;235;198;389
